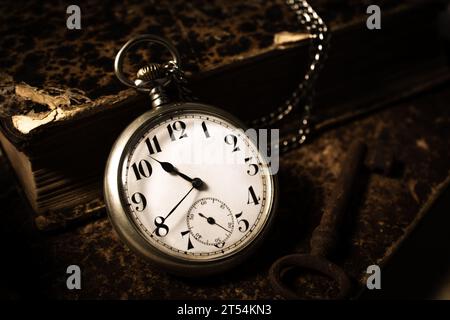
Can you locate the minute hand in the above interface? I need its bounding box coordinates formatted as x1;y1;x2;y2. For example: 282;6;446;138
164;186;195;221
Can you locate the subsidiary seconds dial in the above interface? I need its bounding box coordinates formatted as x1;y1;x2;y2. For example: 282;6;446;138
187;198;234;247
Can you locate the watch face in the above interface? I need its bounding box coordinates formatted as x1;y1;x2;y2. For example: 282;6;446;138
105;103;277;272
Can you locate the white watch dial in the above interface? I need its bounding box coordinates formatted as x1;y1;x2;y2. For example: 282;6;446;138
121;112;274;261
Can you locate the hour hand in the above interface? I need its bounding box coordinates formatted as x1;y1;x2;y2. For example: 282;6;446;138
150;156;204;189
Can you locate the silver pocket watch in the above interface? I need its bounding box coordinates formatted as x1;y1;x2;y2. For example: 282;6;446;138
104;35;279;276
104;1;328;276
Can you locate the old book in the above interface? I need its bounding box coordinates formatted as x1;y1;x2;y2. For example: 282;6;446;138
0;0;448;230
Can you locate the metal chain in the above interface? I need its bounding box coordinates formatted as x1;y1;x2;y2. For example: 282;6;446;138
167;0;329;153
266;0;330;153
166;61;198;102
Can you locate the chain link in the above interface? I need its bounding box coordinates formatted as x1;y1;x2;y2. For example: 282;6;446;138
167;0;329;154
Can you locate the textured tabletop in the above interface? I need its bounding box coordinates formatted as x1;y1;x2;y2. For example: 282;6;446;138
1;82;449;299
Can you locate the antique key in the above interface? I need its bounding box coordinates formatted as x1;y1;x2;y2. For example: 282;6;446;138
269;140;367;299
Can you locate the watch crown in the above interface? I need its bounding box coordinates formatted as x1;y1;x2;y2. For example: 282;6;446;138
134;63;172;108
135;63;169;88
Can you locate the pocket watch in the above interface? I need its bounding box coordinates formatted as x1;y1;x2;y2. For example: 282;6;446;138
104;0;328;276
104;35;278;276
